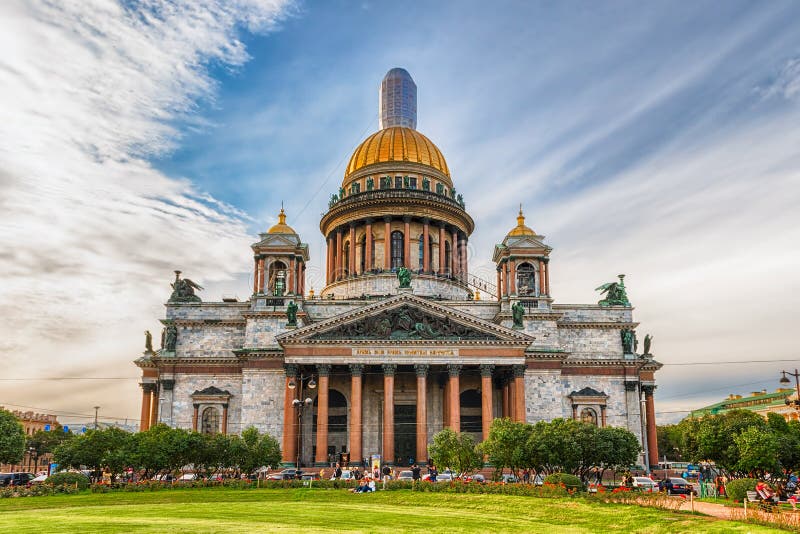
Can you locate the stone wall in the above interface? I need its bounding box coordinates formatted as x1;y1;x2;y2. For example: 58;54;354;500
554;305;632;323
321;273;469;300
166;302;249;321
175;324;245;358
243;316;290;348
558;327;623;359
240;369;285;438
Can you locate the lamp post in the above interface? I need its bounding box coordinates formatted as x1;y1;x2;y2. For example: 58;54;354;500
287;373;316;468
779;369;800;409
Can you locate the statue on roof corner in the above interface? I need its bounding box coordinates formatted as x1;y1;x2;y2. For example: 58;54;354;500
397;266;411;288
643;334;653;356
144;330;153;353
286;300;298;326
169;271;203;303
511;301;525;329
596;274;630;307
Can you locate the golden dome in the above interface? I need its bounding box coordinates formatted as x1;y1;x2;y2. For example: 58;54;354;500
267;207;297;234
345;127;450;179
507;206;536;237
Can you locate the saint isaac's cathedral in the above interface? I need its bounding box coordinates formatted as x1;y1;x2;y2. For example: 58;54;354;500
135;68;661;468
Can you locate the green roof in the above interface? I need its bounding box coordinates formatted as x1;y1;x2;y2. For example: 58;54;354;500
690;390;793;418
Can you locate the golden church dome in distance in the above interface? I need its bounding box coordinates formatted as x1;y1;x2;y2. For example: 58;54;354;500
344;126;450;180
507;206;536;237
267;207;297;234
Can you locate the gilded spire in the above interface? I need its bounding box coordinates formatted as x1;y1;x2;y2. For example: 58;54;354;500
507;204;536;237
267;205;297;234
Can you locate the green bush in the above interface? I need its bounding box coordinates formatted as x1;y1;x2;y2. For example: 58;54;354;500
543;473;583;491
47;472;90;490
725;478;757;502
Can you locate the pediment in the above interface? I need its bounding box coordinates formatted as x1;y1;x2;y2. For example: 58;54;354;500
252;234;301;248
277;293;533;345
568;387;608;399
503;234;550;250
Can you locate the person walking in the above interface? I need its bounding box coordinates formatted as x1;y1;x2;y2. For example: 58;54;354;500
429;465;438;483
412;464;421;482
335;463;343;480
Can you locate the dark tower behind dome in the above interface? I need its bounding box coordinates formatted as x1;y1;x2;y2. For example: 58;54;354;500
379;67;417;130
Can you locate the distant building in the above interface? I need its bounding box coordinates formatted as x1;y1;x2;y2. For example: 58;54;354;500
689;388;798;420
0;408;59;473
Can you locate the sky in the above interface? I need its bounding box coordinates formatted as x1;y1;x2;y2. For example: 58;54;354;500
1;0;799;428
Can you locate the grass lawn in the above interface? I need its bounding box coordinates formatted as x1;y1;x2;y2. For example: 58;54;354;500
0;488;786;533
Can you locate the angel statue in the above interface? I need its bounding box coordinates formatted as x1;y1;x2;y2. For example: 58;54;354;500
286;300;298;327
144;330;153;352
169;270;203;303
397;266;411;289
596;274;630;307
643;334;653;356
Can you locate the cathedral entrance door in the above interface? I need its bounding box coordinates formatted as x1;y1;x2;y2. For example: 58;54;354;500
394;404;416;466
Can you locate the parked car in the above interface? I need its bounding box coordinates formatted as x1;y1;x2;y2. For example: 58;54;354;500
177;473;200;482
396;470;414;481
468;474;486;483
663;477;694;495
30;474;49;484
632;477;658;493
500;474;519;484
0;473;34;487
436;473;453;483
268;469;304;480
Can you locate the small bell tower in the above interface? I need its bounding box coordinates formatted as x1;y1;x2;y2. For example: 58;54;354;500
251;207;309;298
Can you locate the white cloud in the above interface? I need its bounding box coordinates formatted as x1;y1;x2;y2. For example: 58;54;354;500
0;0;291;422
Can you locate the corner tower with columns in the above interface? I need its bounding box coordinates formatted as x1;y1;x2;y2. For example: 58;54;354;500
134;68;662;471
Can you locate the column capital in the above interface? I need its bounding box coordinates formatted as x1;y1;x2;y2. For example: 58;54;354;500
140;382;156;393
512;364;526;378
447;364;462;377
383;215;392;223
480;364;495;377
349;363;364;377
364;217;374;225
421;217;430;224
159;379;175;391
402;216;412;223
192;403;200;410
414;364;429;377
624;380;639;391
284;363;298;378
382;364;397;376
316;364;332;377
641;384;657;396
221;403;229;410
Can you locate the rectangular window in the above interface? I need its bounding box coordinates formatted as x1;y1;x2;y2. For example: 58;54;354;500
395;176;403;188
409;177;417;189
380;176;390;190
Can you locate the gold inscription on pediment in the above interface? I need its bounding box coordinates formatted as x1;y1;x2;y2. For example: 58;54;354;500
352;348;458;357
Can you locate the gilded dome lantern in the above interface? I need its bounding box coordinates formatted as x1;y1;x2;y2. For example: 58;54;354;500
320;68;473;299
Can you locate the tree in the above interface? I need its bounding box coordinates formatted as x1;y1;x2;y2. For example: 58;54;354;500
131;424;191;477
479;418;532;478
26;426;73;472
656;424;683;461
238;427;281;475
428;428;483;476
54;427;132;481
0;409;25;465
734;426;779;477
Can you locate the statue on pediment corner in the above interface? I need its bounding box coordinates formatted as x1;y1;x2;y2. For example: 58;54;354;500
596;274;630;307
286;300;298;326
144;330;153;353
511;301;525;328
397;266;411;288
164;325;177;351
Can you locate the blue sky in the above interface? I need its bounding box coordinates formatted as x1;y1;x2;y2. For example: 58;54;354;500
1;0;799;425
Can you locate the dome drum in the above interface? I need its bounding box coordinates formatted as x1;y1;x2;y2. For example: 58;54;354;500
321;272;471;300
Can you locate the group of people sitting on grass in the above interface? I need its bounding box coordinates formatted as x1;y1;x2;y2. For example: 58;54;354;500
350;477;376;493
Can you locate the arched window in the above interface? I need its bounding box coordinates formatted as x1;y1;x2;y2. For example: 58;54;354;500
201;407;220;435
343;242;350;276
580;408;598;426
268;261;287;296
391;231;404;269
418;234;424;271
359;234;374;274
444;241;451;275
517;262;537;296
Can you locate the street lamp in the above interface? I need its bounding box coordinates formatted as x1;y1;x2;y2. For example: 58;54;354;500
780;369;800;408
289;373;316;468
